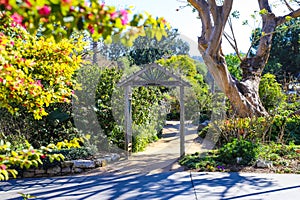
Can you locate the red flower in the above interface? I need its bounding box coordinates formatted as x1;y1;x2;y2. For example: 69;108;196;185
0;0;12;10
40;154;47;159
87;24;94;34
38;5;51;16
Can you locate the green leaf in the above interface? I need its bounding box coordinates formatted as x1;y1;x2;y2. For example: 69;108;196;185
285;16;292;21
259;9;268;15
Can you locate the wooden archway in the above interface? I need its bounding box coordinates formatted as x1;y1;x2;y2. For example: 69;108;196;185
117;63;191;158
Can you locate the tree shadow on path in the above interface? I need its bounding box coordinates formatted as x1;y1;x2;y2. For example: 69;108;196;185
0;171;292;200
191;172;300;199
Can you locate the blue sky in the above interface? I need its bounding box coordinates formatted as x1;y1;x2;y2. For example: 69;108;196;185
104;1;284;55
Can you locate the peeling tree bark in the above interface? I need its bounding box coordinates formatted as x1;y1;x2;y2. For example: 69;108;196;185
188;0;300;117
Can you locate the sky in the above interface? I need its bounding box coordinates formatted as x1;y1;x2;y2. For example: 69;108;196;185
104;0;291;56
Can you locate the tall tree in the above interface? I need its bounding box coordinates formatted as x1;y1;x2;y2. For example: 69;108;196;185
264;18;300;78
187;0;300;117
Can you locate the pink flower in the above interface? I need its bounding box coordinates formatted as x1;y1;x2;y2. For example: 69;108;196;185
10;41;14;46
11;13;23;26
87;24;94;34
38;5;51;16
0;164;7;170
62;0;71;5
120;10;128;25
110;11;118;20
35;80;43;87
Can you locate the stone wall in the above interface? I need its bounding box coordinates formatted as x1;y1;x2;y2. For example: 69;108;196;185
17;154;120;178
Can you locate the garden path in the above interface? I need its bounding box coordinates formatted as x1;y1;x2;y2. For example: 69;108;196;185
101;121;202;175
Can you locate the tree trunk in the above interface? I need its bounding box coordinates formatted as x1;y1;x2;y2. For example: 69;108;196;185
188;0;300;117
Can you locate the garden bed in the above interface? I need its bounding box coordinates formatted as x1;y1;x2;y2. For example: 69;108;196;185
180;141;300;174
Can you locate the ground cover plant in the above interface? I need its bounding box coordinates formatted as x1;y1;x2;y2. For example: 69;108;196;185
180;141;300;174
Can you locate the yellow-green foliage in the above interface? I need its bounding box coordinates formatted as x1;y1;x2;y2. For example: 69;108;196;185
0;14;85;119
259;73;285;112
0;137;84;181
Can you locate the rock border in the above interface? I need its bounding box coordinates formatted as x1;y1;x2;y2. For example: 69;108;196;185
17;153;120;178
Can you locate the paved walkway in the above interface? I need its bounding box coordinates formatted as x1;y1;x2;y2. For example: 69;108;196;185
104;121;201;174
1;172;300;199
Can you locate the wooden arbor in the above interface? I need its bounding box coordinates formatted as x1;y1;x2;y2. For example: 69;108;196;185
117;63;191;158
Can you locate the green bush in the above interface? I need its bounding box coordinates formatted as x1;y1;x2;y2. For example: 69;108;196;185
218;138;260;165
271;115;300;144
0;103;81;148
259;73;286;112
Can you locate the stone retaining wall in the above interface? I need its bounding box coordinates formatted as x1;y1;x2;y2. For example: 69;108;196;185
17;154;120;178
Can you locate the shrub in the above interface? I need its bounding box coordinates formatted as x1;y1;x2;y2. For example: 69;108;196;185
271;115;300;144
0;14;84;119
218;138;260;165
259;73;286;112
0;139;68;181
0;104;81;148
199;117;272;147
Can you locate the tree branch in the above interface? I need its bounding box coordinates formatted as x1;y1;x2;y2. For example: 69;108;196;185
256;0;276;57
276;8;300;26
222;0;234;26
207;0;233;57
208;0;218;23
188;0;212;51
228;17;242;60
282;0;294;11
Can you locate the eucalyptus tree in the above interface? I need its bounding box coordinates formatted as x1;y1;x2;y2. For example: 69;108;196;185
187;0;300;116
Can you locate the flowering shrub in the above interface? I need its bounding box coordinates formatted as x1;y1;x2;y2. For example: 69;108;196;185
1;0;169;42
0;137;84;181
0;13;84;119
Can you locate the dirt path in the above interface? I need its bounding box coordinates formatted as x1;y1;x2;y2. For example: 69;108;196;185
102;121;202;175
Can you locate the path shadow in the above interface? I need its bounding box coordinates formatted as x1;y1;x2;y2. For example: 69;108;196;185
0;172;195;200
191;172;299;199
0;172;284;200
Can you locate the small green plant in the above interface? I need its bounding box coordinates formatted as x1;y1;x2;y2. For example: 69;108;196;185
18;192;36;200
179;152;225;171
218;138;260;165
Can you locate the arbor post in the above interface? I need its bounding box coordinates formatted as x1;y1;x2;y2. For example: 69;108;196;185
180;86;185;157
124;86;132;158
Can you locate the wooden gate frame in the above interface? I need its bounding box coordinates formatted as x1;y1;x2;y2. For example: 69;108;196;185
117;63;191;158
